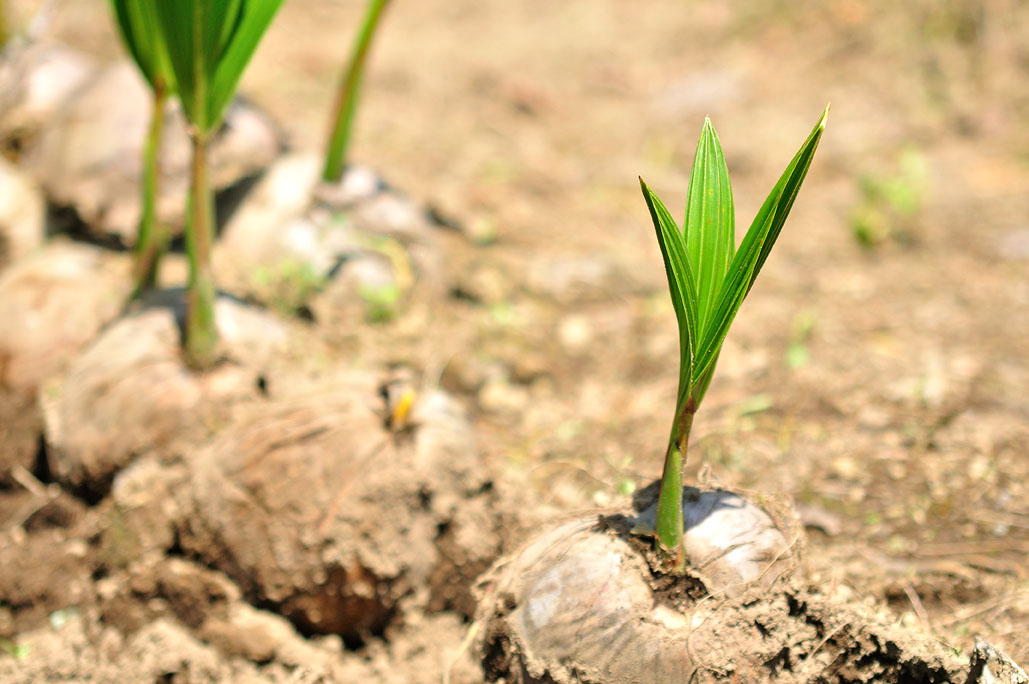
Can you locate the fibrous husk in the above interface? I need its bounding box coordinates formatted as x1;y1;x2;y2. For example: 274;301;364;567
474;488;976;684
40;296;301;497
179;381;500;644
213;153;446;324
0;239;130;395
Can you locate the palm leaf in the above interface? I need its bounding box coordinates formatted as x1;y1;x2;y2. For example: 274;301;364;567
208;0;283;127
691;106;828;383
683;118;734;336
641;178;699;419
110;0;175;92
154;0;282;133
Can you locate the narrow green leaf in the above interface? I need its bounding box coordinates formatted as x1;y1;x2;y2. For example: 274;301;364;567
747;104;830;294
688;349;719;407
323;0;393;182
683;118;734;336
640;178;698;408
153;2;204;127
692;106;828;384
110;0;175;92
208;0;284;128
153;0;282;133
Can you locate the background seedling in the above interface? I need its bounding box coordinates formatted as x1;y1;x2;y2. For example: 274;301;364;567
152;0;283;367
641;106;827;569
323;0;392;182
786;308;817;370
850;146;928;248
251;259;329;317
110;0;175;299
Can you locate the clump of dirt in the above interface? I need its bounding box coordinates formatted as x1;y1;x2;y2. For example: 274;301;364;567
474;487;971;684
0;391;42;486
39;295;313;499
0;239;130;397
213;153;448;326
0;156;45;272
178;379;502;645
0;513;93;639
0;603;482;684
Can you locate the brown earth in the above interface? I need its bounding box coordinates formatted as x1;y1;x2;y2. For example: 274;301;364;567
0;0;1027;682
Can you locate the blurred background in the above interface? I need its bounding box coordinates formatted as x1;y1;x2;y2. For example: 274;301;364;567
2;0;1027;666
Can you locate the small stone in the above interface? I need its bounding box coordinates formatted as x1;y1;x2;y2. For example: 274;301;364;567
558;315;594;352
315;164;382;208
0;42;97;144
0;157;46;271
199;617;277;664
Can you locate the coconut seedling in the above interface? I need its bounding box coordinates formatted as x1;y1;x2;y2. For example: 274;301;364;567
322;0;392;183
110;0;176;299
474;110;831;678
151;0;283;367
640;107;827;569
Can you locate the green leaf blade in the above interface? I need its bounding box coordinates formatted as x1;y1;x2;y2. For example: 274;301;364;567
748;104;830;294
153;1;203;126
153;0;283;134
111;0;176;93
640;178;698;409
208;0;284;129
691;105;829;384
684;118;735;337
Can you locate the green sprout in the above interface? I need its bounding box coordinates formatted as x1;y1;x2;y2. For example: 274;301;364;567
850;146;928;248
110;0;176;299
641;106;828;569
152;0;283;368
251;259;329;316
322;0;392;182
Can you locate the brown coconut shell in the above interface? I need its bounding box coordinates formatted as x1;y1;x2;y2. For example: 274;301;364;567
474;487;972;684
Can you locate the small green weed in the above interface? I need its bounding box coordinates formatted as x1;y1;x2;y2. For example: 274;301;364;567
850;146;928;248
253;259;329;315
359;282;401;323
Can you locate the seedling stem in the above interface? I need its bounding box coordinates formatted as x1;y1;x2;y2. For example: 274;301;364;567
184;130;218;368
131;82;170;299
323;0;392;182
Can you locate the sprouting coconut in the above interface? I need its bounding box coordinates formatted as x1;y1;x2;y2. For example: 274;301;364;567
37;0;288;495
473;109;1022;683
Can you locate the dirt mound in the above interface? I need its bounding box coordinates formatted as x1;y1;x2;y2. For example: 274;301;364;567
179;381;501;644
213;153;448;324
40;296;310;498
0;239;130;396
0;601;481;684
475;489;973;684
